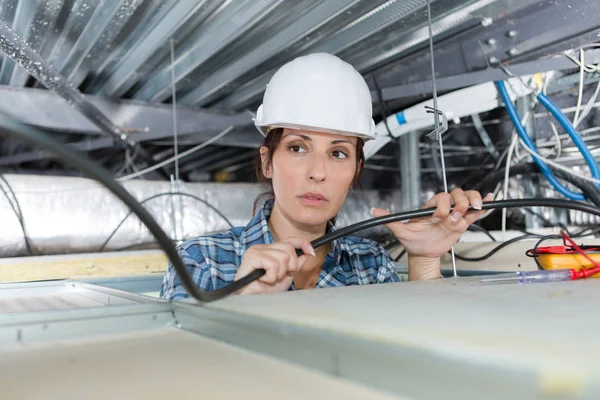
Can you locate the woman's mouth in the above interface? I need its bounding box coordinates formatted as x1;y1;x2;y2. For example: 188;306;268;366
297;192;328;207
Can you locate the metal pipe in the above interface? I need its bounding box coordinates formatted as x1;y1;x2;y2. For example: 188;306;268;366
400;131;421;210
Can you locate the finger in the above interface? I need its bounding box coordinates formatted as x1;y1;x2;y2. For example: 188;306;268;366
297;255;308;270
255;253;281;284
466;190;483;211
464;192;494;224
265;248;294;280
269;243;298;272
450;188;469;222
429;192;452;221
280;237;316;257
370;207;391;218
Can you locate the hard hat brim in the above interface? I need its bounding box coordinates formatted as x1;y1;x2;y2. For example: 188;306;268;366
254;120;376;141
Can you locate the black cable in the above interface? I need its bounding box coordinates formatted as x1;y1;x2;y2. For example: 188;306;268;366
457;227;599;263
527;234;561;270
0;174;33;255
394;248;406;262
5;115;600;303
99;192;234;252
454;233;540;262
0;115;254;303
305;199;600;257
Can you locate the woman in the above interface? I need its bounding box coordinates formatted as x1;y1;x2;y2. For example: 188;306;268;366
161;53;490;300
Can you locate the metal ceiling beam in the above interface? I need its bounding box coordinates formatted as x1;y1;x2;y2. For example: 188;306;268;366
371;0;598;100
200;150;257;172
0;86;252;136
380;49;600;101
0;121;262;167
178;0;366;107
95;0;215;97
132;0;282;103
179;148;241;174
215;0;430;111
59;0;146;86
215;0;530;112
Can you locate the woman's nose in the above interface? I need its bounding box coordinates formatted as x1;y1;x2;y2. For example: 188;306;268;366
308;155;326;182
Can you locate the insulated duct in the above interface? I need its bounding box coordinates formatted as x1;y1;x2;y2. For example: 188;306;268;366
0;175;402;257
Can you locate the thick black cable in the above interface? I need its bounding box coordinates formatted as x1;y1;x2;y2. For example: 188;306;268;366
99;192;234;252
4;115;600;302
0;174;33;255
0;115;253;303
304;199;600;257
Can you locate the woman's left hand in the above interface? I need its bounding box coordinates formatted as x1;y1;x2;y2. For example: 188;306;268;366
372;189;493;259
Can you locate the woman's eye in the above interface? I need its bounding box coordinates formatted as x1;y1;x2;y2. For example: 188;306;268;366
289;145;306;153
331;150;348;159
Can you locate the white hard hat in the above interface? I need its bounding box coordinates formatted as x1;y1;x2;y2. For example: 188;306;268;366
254;53;376;140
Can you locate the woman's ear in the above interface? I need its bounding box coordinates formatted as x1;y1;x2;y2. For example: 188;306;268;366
260;146;272;179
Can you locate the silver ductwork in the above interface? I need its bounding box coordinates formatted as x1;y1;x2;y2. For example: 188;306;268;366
0;174;403;257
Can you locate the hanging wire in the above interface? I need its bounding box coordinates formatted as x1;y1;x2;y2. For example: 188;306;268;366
170;38;180;182
426;0;457;277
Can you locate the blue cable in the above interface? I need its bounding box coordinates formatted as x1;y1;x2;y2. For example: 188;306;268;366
537;91;600;188
495;80;600;201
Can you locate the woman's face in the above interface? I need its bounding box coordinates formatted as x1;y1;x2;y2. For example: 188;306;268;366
261;128;359;227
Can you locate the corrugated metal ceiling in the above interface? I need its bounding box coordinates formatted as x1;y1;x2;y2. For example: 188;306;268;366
0;0;505;114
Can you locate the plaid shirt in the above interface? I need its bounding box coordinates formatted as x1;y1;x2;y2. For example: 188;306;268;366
160;199;399;300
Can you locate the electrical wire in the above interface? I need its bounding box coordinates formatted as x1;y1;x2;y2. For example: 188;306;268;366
5;115;600;302
518;139;600;186
474;162;600;209
574;49;585;125
456;227;598;264
99;192;234;252
454;233;540;262
0;175;33;255
496;80;600;199
575;79;600;128
502;132;520;235
548;121;562;159
528;233;561;270
117;126;233;182
170;38;180;182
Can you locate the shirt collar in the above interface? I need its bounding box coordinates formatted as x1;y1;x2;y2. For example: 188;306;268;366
243;198;347;262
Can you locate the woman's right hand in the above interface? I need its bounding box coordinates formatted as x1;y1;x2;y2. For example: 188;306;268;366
234;238;315;295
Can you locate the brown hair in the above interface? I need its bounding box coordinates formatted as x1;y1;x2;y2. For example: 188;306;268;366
252;128;365;225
